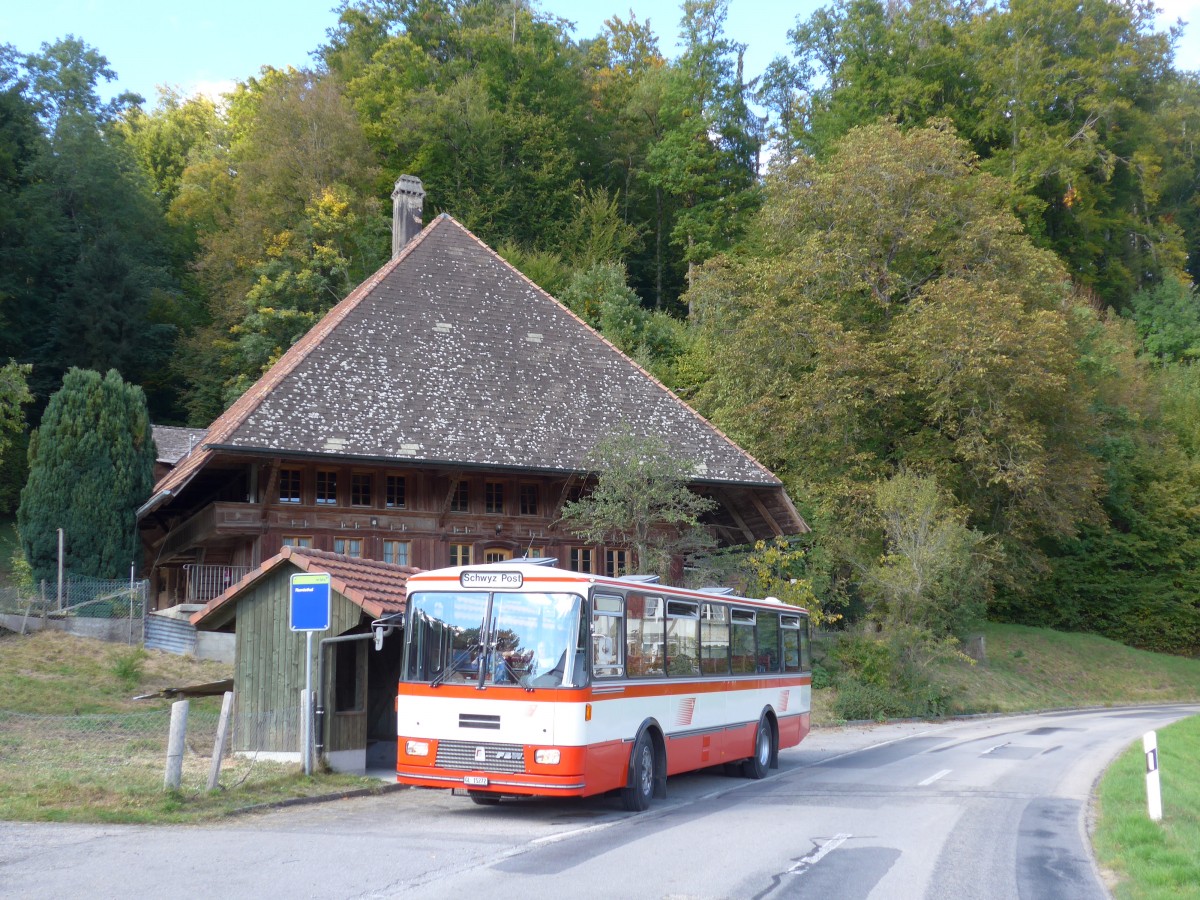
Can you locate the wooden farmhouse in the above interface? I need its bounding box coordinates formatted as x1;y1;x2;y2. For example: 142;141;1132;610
139;178;806;607
141;176;807;772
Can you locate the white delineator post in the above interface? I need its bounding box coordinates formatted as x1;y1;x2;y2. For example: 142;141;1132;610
1143;731;1162;822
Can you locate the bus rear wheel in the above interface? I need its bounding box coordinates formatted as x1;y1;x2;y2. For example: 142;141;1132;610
621;733;655;812
742;716;773;780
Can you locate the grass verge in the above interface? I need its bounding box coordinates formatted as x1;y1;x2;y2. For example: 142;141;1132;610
0;630;386;824
1093;715;1200;898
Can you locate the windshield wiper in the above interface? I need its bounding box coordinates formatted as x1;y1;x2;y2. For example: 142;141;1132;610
430;641;483;688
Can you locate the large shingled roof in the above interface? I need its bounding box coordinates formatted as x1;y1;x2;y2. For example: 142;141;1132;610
147;214;797;523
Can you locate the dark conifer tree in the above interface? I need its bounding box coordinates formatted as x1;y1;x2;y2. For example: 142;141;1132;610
18;368;156;582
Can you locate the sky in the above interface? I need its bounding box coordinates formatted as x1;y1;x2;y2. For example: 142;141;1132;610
2;0;1198;107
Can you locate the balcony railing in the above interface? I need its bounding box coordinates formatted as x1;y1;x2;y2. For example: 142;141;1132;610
184;564;251;603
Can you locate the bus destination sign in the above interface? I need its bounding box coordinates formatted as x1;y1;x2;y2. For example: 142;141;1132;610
460;570;523;589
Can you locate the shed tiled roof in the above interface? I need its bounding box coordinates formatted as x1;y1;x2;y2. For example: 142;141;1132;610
190;547;419;627
146;214;790;517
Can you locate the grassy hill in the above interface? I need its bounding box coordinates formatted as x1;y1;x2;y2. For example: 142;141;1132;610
942;623;1200;713
808;622;1198;725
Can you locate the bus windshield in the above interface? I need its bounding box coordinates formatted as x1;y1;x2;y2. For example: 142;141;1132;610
404;590;584;688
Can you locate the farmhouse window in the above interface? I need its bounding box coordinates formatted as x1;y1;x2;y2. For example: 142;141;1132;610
351;473;374;506
450;481;469;512
605;549;629;578
569;547;594;573
316;471;338;505
334;538;362;558
383;540;409;566
279;469;302;503
485;481;505;514
385;475;406;508
519;484;539;516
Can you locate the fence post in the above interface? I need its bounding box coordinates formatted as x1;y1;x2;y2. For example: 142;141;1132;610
56;528;63;611
164;699;189;790
207;691;235;791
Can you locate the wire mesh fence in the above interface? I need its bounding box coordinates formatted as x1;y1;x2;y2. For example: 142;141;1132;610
0;702;306;799
0;576;148;620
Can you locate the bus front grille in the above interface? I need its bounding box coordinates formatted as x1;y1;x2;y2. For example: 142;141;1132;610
436;740;527;774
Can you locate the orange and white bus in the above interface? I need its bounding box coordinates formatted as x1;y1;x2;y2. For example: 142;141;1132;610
392;559;812;810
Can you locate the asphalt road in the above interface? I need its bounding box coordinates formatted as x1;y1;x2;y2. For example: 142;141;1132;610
2;704;1195;899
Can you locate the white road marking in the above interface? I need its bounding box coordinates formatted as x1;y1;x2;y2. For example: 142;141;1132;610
981;743;1009;756
812;729;937;767
788;832;852;875
918;769;952;786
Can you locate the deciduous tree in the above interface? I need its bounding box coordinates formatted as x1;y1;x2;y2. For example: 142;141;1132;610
559;427;717;579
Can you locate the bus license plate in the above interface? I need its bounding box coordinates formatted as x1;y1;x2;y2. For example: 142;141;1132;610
463;776;489;786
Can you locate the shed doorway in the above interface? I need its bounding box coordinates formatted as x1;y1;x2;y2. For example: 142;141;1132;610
365;626;404;770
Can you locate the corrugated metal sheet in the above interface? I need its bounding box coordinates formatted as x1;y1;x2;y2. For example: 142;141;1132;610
145;612;197;655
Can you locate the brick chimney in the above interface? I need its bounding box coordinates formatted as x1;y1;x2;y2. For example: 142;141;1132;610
391;175;426;258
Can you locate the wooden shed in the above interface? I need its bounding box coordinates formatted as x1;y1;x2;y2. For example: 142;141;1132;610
190;546;418;774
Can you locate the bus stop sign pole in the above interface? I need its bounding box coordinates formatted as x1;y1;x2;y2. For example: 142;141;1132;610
290;573;331;775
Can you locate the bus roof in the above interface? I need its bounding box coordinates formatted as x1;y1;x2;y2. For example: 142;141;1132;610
405;559;808;614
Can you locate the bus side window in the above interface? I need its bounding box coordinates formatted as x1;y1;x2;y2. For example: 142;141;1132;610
666;600;700;676
592;594;624;678
730;609;756;674
781;614;802;673
757;613;780;673
627;594;664;677
701;603;731;675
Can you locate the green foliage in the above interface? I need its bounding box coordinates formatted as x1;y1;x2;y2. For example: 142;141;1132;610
221;185;382;405
559;426;718;579
118;88;223;211
0;40;181;417
740;536;830;624
0;362;32;513
828;630;960;720
17;368;156;582
788;0;1184;310
171;67;384;420
110;648;147;687
862;473;992;639
689;120;1101;611
1128;275;1200;362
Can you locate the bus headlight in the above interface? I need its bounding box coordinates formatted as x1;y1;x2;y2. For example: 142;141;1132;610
535;749;560;765
405;740;430;757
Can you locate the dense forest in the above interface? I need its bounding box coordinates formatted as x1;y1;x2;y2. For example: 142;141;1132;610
2;0;1199;656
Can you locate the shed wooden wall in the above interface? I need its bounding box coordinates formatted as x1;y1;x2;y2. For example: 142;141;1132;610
231;562;367;753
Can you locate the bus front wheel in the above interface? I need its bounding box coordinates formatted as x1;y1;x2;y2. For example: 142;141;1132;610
743;715;773;780
468;791;500;805
621;733;655;812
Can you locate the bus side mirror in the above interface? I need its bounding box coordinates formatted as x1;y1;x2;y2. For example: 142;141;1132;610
373;625;386;651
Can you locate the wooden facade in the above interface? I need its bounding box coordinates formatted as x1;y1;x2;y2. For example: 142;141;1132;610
192;548;412;772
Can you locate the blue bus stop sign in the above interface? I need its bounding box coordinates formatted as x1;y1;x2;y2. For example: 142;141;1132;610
290;573;331;632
